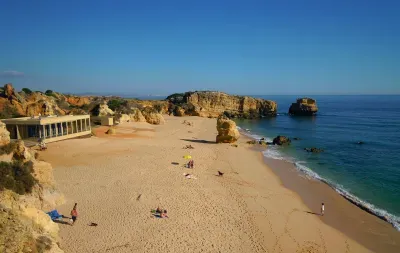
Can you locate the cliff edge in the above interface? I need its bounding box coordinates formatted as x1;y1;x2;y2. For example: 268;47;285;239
167;91;277;118
0;121;65;253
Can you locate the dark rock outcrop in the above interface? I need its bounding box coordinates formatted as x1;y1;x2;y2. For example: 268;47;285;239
167;91;277;118
288;98;318;116
304;147;324;153
272;136;291;145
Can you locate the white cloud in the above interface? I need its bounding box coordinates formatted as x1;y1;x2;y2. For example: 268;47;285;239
0;70;25;77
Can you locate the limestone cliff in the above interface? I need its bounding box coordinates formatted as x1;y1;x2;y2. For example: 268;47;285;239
288;98;318;116
167;91;277;118
0;123;65;253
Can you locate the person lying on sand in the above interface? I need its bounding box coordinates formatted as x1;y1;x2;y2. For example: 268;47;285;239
152;207;168;218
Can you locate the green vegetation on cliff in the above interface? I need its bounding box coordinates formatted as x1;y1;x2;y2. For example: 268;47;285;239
0;161;37;195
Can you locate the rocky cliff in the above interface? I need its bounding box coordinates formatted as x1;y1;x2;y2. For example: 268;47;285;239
167;91;277;118
0;83;167;125
0;122;64;253
288;98;318;116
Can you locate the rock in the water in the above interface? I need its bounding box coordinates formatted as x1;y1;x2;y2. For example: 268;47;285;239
356;141;365;145
304;147;324;153
216;115;240;143
293;137;301;140
247;140;257;144
141;107;165;125
272;136;291;145
288;98;318;116
0;121;10;146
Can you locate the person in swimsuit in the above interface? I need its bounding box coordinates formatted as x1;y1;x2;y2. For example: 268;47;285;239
321;203;325;216
70;203;78;225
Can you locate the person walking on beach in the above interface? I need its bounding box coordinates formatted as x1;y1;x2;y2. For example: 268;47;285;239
70;203;78;225
321;203;325;216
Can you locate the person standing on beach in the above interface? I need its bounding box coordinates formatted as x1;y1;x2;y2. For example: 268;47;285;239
321;203;325;216
70;203;78;225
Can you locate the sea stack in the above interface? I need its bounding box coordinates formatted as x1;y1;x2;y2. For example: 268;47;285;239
288;98;318;116
216;115;240;143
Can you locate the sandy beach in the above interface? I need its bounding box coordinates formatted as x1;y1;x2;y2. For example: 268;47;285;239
40;116;399;253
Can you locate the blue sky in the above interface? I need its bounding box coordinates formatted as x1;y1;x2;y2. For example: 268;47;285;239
1;0;399;95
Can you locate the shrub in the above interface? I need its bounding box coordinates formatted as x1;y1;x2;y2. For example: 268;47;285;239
153;103;164;113
0;142;18;155
0;161;37;195
44;90;57;98
0;105;22;119
22;88;33;94
107;99;128;112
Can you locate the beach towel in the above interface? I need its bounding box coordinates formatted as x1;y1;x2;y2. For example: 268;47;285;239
47;210;63;221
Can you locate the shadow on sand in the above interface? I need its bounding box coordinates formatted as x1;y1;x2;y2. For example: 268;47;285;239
171;162;179;165
180;139;215;144
54;219;71;226
304;211;321;216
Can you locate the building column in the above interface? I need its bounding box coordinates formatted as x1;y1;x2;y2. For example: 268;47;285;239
39;126;42;139
55;123;58;136
16;125;21;139
48;124;52;138
42;125;46;139
60;123;63;136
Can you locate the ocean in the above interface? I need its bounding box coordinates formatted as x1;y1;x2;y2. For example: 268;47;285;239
234;95;400;230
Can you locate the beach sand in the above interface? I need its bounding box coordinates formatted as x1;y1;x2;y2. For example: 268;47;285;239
40;116;399;253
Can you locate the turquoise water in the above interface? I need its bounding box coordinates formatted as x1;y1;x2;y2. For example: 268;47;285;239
235;95;400;230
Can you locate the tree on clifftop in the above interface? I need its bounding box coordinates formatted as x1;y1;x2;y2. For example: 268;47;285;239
21;88;32;94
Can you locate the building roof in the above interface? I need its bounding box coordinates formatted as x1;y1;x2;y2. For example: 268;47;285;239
1;115;90;125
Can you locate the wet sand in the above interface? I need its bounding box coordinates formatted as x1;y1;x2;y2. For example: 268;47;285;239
264;158;400;253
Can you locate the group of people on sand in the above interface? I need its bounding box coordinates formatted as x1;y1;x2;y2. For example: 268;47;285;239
152;207;168;218
187;160;194;169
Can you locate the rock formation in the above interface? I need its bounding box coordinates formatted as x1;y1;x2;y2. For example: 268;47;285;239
304;147;324;153
106;127;116;135
130;108;147;122
167;91;277;118
0;121;10;146
216;115;240;143
272;136;291;145
0;127;65;252
174;106;185;116
288;98;318;116
65;96;91;107
141;107;165;125
90;102;115;116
